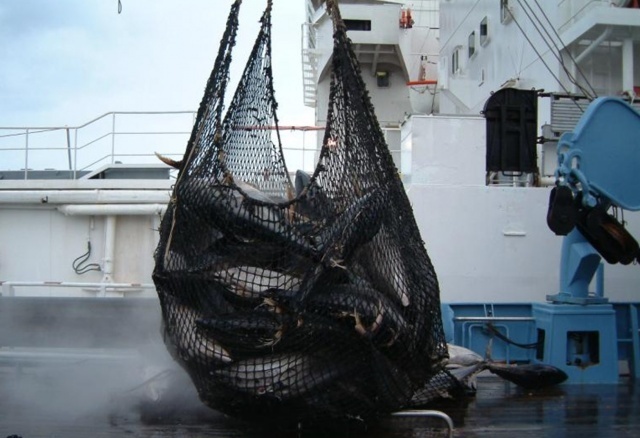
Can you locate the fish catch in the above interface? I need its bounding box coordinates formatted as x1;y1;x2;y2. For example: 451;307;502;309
153;0;448;423
444;344;567;392
486;363;568;390
212;353;349;400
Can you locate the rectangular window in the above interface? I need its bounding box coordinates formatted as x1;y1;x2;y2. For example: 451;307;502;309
344;19;372;31
468;31;476;58
501;0;512;24
451;49;459;74
480;16;489;45
376;71;390;87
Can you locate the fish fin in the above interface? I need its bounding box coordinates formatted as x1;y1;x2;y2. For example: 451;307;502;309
155;152;182;169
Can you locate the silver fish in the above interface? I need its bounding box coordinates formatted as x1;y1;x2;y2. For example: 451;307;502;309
196;311;285;351
448;362;486;392
446;343;485;369
307;284;408;346
174;180;309;251
213;353;304;395
162;296;232;365
213;353;345;400
214;266;302;296
445;343;568;392
293;169;335;220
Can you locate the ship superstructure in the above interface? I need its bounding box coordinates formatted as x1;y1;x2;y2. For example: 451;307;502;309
301;0;640;304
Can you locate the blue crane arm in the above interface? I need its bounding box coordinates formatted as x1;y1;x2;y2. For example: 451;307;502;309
546;97;640;304
555;97;640;211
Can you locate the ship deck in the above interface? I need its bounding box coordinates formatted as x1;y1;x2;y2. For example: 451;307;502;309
1;360;638;438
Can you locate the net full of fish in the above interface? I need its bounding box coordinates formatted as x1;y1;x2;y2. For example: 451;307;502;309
152;0;451;426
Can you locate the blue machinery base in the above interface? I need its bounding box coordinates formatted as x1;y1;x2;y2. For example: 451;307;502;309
532;303;618;384
441;302;640;384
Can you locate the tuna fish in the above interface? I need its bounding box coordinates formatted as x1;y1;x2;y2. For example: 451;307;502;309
212;353;347;400
446;343;567;390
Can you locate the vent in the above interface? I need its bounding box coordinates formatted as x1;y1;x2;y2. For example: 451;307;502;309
344;19;371;31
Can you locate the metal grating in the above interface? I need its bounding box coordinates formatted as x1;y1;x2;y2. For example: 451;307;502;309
550;94;640;138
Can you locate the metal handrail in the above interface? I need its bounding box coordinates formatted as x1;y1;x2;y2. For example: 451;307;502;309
1;111;402;180
392;410;454;437
1;280;156;298
0;110;197;131
0;111;198;180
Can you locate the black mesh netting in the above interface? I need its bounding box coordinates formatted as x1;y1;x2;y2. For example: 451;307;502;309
153;0;460;425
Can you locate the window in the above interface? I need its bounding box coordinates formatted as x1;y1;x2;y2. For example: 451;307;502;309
344;19;371;31
501;0;512;24
468;31;476;58
376;71;390;87
451;48;460;74
480;16;489;45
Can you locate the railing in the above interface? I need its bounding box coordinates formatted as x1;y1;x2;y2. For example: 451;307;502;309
558;0;640;33
301;22;320;108
1;281;157;298
1;111;404;181
0;111;335;180
0;111;196;180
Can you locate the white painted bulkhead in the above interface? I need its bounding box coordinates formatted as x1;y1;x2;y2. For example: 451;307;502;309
0;184;169;298
2;117;639;303
402;114;640;303
312;1;413;128
438;0;640;116
438;0;557;115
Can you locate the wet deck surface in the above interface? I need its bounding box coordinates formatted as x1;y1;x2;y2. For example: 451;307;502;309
1;359;639;438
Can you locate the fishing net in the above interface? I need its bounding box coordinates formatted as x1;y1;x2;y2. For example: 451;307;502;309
153;0;453;425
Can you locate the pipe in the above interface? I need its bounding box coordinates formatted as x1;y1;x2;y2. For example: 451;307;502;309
0;348;139;363
102;215;117;287
574;27;612;65
540;176;557;187
57;204;167;216
1;281;155;297
391;410;454;437
596;262;605;298
622;38;634;95
0;190;170;205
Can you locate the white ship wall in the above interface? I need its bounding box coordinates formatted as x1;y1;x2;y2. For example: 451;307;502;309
0;190;166;298
403;114;640;303
438;0;556;116
312;3;413;127
314;72;411;127
1;137;638;303
438;0;640;116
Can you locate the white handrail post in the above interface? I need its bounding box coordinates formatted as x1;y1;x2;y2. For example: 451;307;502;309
1;281;14;297
66;127;72;172
73;128;78;179
111;113;116;164
102;215;117;288
24;128;29;180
